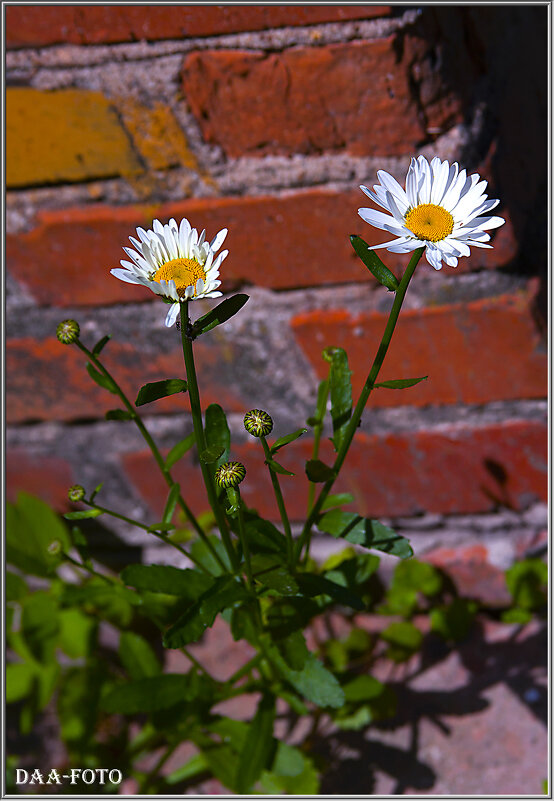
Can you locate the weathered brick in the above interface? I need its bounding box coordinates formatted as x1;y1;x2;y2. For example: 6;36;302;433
182;39;425;158
291;287;546;407
7;88;142;188
123;420;546;522
6;6;391;48
6;336;246;424
7;449;74;512
6;192;514;306
425;544;511;606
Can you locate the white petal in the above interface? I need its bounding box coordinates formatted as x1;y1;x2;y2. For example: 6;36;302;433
425;245;443;270
210;228;227;252
377;170;410;212
111;268;146;285
358;207;399;231
164;303;180;328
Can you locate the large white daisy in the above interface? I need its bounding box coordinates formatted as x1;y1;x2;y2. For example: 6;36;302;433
111;217;228;327
358;156;505;270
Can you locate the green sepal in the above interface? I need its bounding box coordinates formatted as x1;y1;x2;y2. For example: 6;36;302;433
192;294;249;337
135;379;187;406
305;459;336;483
350;234;399;290
270;428;307;454
86;363;117;394
374;376;428;389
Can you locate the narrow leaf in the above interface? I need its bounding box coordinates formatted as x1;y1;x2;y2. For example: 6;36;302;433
321;493;354;511
305;459;335;483
323;347;352;452
165;432;195;469
92;334;111;355
374;376;428;389
119;631;161;679
86;363;117;394
162;483;180;525
266;458;295;476
135;379;187;406
192;293;249;336
121;564;213;599
270;428;307;454
350;235;399;290
90;482;103;502
102;674;194;714
296;573;365;611
147;521;176;533
63;509;104;520
318;511;413;558
235;694;277;793
199;444;225;463
204;404;230;472
105;408;133;421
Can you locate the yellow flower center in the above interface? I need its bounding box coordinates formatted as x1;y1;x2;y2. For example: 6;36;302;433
153;258;206;298
404;203;454;242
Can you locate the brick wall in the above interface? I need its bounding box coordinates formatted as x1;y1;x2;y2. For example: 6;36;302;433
6;5;547;601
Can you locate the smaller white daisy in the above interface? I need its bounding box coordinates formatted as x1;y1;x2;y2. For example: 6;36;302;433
358;156;505;270
111;217;228;327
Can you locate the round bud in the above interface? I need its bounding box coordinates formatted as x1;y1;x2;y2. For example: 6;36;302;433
47;540;62;555
68;484;86;502
243;409;273;438
56;319;80;345
215;461;246;489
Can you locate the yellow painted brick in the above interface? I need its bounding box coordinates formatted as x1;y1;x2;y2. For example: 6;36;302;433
117;97;199;172
7;88;143;187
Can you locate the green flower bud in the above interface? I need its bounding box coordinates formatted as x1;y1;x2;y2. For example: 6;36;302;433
68;484;86;502
56;319;80;345
47;540;62;555
215;461;246;489
243;409;273;438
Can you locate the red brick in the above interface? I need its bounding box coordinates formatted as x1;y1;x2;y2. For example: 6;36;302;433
291;286;546;407
6;192;514;307
426;544;511;606
6;6;390;48
123;420;546;523
182;39;425;158
6;336;245;424
6;449;74;513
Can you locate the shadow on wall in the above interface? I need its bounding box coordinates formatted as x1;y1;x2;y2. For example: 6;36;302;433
403;5;547;323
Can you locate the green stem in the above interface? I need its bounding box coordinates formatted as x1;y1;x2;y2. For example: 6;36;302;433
179;303;239;571
61;551;116;585
75;340;216;561
236;492;254;590
226;653;263;685
260;436;294;566
294;246;424;564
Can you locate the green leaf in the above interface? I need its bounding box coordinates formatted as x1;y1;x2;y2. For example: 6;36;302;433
235;694;276;793
164;432;195;469
135;378;187;406
342;674;388;703
381;621;423;662
251;554;298;596
374;376;428;389
199;444;225;463
7;494;71;576
350;234;399;290
21;592;60;664
162;482;180;525
296;573;365;611
323;346;352;452
119;631;161;679
166;753;209;785
230;602;259;643
307;378;329;429
190;534;233;576
121;564;213;600
6;571;28;602
241;515;288;555
6;663;36;703
334;675;397;729
86;362;118;393
274;630;310;671
265;458;295;476
305;458;335;483
321;492;354;511
260;749;319;794
430;599;478;642
270;428;308;454
92;334;111;355
501;607;533;624
204;403;230;472
58;666;104;743
105;408;134;421
90;482;104;502
318;510;413;558
64;508;104;520
391;559;443;597
147;521;176;533
102;674;195;714
192;293;249;336
505;558;548;610
266;642;344;708
58;609;97;659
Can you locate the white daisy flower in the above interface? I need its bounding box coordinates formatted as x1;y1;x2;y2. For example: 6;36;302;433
111;217;228;327
358;156;505;270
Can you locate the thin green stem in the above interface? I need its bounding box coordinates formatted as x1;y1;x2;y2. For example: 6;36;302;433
181;646;210;677
61;551;116;585
75;339;224;570
226;653;263;686
260;436;294;566
294;246;425;564
179;303;239;571
236;493;254;590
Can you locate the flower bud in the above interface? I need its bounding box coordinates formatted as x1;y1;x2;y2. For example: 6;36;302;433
215;461;246;489
68;484;86;502
56;319;80;345
243;409;273;438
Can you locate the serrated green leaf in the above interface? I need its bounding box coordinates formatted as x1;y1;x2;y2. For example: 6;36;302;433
105;408;134;421
350;234;399;290
121;564;213;599
321;492;354;511
251;554;298;595
135;378;187;406
265;458;295;476
162;482;181;525
164;432;195;469
267;646;345;709
230;601;259;643
274;629;310;671
318;510;413;558
204;403;230;472
305;458;335;483
235;694;276;793
296;573;365;611
86;362;117;393
192;293;249;336
92;334;111;355
102;674;195;714
64;508;104;520
190;534;233;576
270;428;308;454
119;631;161;679
323;347;352;452
374;376;428;389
